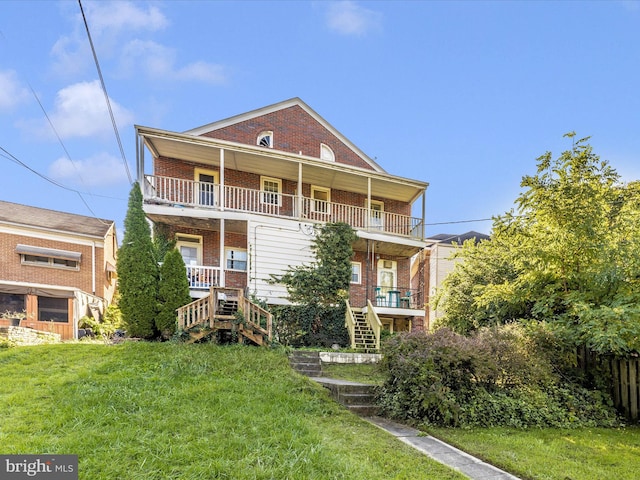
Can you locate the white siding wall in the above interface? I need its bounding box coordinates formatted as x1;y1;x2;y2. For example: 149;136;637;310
248;218;317;305
428;243;461;322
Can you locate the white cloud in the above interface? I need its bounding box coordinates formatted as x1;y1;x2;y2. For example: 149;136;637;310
121;40;228;84
325;1;382;36
41;80;134;140
0;70;29;111
51;1;168;77
49;152;130;187
84;1;169;35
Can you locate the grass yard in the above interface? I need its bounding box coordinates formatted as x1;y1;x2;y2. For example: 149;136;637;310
321;358;640;480
320;361;386;385
428;426;640;480
0;343;464;480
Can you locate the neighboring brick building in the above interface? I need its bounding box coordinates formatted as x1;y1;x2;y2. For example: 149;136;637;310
136;98;430;346
0;201;117;340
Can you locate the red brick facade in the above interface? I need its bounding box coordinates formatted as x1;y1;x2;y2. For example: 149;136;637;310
0;233;104;293
200;105;374;170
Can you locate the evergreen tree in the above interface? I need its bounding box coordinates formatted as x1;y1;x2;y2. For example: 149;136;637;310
117;183;159;338
157;248;192;339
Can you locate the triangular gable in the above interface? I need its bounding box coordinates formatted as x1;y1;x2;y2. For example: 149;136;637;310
183;98;385;173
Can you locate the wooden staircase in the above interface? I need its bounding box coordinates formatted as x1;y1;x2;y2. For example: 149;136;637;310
345;301;381;353
177;287;272;346
352;311;378;353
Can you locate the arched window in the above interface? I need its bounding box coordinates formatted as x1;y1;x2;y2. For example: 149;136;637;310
257;131;273;148
320;143;335;162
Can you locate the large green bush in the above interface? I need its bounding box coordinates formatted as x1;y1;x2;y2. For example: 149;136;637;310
378;326;620;428
272;304;349;348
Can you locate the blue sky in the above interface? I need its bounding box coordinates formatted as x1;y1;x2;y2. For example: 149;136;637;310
1;0;639;240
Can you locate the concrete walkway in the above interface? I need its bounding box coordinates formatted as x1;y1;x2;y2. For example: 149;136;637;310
310;377;520;480
364;416;520;480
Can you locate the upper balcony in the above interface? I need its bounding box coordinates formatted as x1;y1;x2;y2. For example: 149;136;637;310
143;174;425;240
136;124;429;253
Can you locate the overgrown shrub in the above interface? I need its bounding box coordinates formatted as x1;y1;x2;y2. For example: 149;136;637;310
79;302;124;339
272;304;349;348
377;326;620;428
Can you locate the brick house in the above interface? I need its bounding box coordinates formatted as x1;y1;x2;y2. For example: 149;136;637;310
412;231;490;329
135;98;429;349
0;201;118;340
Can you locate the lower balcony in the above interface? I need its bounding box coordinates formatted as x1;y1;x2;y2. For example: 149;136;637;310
187;265;221;290
371;286;421;310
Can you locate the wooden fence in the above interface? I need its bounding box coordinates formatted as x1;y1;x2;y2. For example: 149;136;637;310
578;348;640;423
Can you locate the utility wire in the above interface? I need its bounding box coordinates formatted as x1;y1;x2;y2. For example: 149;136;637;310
78;0;133;184
27;82;91;193
0;146;123;221
425;217;493;226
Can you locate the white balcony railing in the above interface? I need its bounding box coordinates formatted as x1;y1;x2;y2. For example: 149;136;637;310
145;175;423;238
187;265;221;290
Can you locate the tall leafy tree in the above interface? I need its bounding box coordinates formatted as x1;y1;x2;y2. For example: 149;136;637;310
275;222;356;305
271;222;356;348
157;248;192;339
437;134;640;355
117;183;159;338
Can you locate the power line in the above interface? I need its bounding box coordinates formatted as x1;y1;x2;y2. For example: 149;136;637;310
425;217;493;226
78;0;133;184
0;146;123;223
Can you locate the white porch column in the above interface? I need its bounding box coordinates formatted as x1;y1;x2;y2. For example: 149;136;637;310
219;218;225;287
297;162;303;219
421;190;426;240
136;132;144;186
366;177;372;229
219;147;225;211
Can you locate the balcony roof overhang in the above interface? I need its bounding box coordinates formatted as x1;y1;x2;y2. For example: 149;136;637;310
136;126;428;204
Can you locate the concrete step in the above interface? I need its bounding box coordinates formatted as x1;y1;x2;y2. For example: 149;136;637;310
288;351;322;377
315;379;380;416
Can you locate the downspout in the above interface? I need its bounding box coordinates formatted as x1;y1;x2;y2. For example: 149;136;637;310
91;241;96;295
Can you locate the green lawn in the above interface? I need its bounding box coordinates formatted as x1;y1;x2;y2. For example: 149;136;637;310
321;361;386;384
321;358;640;480
0;343;463;480
428;426;640;480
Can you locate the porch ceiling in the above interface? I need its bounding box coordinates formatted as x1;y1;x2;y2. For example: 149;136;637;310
137;126;428;204
144;211;247;235
352;236;424;258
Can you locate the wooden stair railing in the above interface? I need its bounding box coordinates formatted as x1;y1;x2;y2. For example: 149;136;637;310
176;287;272;346
345;301;381;353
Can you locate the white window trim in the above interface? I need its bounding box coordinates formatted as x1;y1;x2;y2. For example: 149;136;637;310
225;247;248;271
176;233;203;266
311;185;331;214
257;131;273;148
351;262;362;285
260;176;282;206
368;199;385;230
21;254;80;271
194;168;219;207
320;143;335;162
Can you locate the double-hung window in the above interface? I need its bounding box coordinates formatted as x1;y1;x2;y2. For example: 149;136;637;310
311;186;330;214
261;176;282;206
225;248;247;271
351;262;361;284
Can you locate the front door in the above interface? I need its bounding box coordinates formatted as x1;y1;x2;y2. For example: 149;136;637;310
377;259;397;305
195;169;219;206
